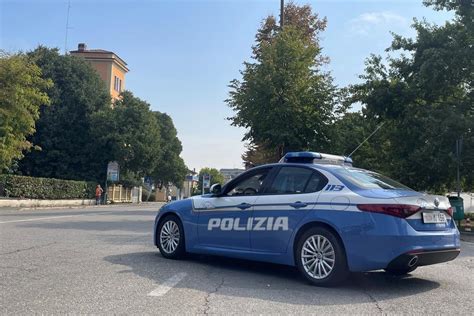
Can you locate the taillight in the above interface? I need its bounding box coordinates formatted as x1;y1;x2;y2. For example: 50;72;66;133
357;204;421;218
446;207;454;217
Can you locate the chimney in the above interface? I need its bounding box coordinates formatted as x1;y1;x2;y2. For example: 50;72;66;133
78;43;87;51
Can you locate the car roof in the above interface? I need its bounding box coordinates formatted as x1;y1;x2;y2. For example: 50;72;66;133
249;162;370;174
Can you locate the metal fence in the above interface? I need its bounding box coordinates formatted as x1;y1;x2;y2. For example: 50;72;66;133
107;185;142;203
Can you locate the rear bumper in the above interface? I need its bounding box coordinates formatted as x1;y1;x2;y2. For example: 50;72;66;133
340;213;461;272
386;248;460;270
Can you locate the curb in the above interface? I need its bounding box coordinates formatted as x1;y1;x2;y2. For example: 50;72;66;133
1;202;165;212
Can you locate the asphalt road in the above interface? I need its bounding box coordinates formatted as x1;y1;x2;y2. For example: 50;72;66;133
1;204;473;315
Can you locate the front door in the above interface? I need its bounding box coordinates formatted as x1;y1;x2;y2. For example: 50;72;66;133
196;167;273;250
251;166;328;253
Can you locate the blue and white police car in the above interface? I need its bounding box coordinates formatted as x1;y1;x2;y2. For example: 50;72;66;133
154;152;460;286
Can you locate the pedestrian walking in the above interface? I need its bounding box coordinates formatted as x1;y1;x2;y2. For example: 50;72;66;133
95;184;104;205
167;194;172;203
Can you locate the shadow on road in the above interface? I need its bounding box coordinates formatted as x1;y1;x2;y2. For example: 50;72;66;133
104;250;440;306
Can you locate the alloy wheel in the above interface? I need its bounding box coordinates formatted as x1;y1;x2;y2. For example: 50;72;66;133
160;220;180;254
301;234;336;279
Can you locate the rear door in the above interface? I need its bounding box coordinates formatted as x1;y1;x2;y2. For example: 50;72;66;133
251;166;328;253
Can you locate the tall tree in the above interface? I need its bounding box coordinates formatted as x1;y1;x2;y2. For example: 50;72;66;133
350;0;474;192
241;142;280;168
18;47;110;181
151;112;187;188
227;3;342;164
91;91;162;182
253;2;327;61
0;52;52;171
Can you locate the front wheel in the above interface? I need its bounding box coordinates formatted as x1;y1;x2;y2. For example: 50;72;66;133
295;227;349;286
157;215;185;259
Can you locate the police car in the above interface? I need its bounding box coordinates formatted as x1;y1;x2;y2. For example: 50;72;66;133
154;152;460;286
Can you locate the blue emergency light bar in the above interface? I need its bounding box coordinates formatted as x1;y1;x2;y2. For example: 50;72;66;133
279;151;353;166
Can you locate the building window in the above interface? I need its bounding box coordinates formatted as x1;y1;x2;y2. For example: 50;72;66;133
114;76;122;92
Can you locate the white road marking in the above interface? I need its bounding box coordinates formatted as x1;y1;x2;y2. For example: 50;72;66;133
148;273;187;297
0;214;87;224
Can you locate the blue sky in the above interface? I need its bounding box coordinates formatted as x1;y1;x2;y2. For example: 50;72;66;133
1;0;453;171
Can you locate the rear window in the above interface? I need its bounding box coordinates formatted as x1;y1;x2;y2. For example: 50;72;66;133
332;168;412;190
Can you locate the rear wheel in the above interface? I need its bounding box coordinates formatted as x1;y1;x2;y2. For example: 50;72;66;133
295;227;349;286
157;215;185;259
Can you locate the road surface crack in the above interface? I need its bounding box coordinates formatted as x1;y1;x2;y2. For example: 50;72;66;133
0;242;56;256
202;276;224;315
364;290;383;313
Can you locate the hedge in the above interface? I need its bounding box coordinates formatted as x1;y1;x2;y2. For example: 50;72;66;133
0;174;96;199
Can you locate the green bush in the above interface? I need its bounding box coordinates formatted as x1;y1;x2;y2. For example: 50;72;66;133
141;188;156;202
0;174;95;199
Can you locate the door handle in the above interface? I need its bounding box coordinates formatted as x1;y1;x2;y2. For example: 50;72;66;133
237;203;252;210
290;201;308;209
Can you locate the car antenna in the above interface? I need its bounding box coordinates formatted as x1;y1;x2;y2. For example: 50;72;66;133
346;122;385;158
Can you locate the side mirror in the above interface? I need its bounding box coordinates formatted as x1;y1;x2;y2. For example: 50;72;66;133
210;183;222;196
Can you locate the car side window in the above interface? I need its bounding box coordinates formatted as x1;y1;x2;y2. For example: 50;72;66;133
267;167;314;194
304;171;328;193
225;168;271;196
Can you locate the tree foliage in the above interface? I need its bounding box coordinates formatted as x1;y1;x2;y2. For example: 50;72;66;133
195;167;224;194
91;91;162;180
241;142;280;168
91;92;187;187
349;0;474;192
151;111;187;188
14;47;187;187
0;52;51;171
18;47;110;181
227;3;341;165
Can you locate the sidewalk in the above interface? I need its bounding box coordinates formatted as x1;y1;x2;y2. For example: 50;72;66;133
460;232;474;243
0;198;95;209
0;201;165;212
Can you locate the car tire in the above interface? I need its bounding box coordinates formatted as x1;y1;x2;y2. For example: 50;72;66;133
384;266;417;276
295;227;349;286
157;215;185;259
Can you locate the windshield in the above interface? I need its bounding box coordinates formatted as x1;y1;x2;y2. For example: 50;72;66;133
332;167;413;190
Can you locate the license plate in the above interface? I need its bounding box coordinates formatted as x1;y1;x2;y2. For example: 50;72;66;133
422;212;446;224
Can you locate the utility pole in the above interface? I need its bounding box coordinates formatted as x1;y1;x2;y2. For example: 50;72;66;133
456;137;463;197
64;0;72;55
280;0;285;28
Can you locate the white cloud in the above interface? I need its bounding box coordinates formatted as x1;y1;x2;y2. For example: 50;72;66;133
349;11;409;36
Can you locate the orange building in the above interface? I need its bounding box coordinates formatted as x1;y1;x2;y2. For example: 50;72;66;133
70;43;129;101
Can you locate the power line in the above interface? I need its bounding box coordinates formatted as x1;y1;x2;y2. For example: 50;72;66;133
347;122;385;158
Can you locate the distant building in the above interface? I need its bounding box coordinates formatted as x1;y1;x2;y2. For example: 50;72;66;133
70;43;129;101
220;168;245;183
